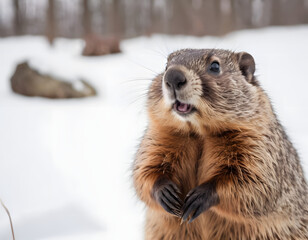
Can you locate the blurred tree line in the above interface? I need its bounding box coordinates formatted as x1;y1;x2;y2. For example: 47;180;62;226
0;0;308;41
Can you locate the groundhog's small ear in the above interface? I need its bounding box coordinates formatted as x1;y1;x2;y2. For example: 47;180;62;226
237;52;256;83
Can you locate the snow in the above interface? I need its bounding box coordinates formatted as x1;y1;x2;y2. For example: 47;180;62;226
0;25;308;239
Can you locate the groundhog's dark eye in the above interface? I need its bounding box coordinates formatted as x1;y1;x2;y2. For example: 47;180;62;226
209;61;220;73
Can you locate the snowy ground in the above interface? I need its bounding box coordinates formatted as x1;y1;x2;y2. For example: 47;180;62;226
0;25;308;240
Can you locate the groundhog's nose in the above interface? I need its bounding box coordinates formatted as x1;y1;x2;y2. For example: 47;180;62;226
164;69;187;90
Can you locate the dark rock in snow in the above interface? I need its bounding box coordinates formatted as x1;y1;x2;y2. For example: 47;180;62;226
10;62;96;99
82;34;121;56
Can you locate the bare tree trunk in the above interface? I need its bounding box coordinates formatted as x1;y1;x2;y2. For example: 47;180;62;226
83;0;91;36
111;0;123;38
270;0;282;25
147;0;155;35
46;0;55;45
13;0;22;35
100;0;107;35
169;0;191;35
219;0;235;35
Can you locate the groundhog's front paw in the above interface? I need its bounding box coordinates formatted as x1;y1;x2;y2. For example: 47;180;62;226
182;181;219;222
152;177;183;217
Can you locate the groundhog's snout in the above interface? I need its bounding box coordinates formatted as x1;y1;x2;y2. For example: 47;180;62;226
163;67;196;116
164;68;187;91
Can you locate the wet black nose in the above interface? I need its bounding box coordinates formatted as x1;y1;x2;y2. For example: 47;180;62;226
164;69;187;90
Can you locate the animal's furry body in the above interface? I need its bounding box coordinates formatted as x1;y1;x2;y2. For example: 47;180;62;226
133;49;308;239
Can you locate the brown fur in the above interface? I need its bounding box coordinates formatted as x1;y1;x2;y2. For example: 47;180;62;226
133;49;308;239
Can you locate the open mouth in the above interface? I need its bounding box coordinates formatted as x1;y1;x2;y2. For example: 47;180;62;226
173;100;194;115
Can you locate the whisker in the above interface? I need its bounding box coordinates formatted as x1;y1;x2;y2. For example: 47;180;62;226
121;78;153;83
125;82;150;87
124;87;149;95
128;59;160;76
125;79;152;82
128;94;148;107
146;48;168;59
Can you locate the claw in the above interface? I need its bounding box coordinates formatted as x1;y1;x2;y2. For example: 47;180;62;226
189;206;203;223
164;187;183;207
182;194;199;221
181;181;219;222
153;177;183;217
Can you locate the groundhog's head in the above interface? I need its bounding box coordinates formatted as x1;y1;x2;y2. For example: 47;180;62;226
147;49;267;134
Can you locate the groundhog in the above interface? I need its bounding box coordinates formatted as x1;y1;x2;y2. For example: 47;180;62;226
133;49;308;240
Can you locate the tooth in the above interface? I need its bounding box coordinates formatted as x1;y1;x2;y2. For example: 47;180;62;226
183;104;188;111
